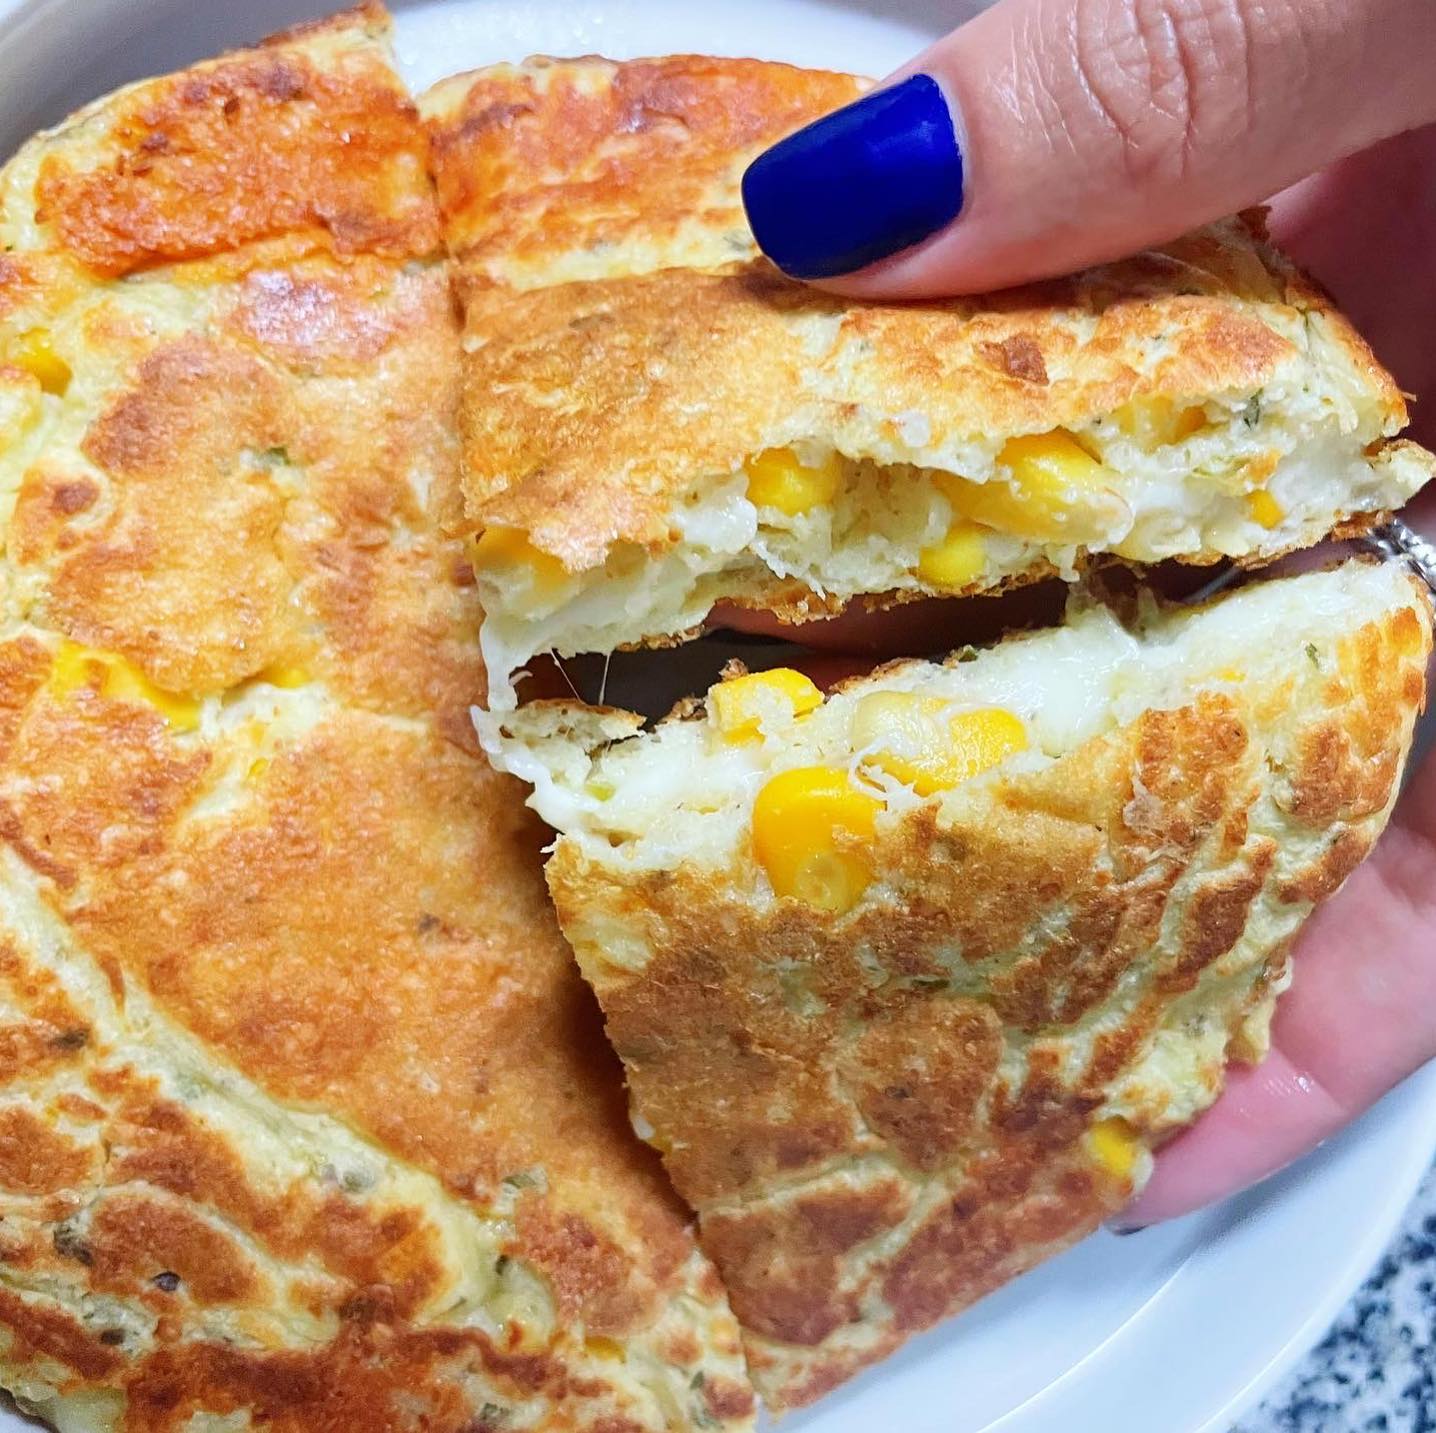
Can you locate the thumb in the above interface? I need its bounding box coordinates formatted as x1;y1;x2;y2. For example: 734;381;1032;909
742;0;1436;296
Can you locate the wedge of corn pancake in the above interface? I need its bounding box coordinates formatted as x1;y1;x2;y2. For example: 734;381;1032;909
0;9;751;1430
503;559;1432;1407
424;56;1433;726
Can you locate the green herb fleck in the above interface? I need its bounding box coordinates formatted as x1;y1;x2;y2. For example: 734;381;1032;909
494;1254;510;1275
502;1170;538;1190
1305;642;1320;666
690;1370;706;1390
1242;393;1264;428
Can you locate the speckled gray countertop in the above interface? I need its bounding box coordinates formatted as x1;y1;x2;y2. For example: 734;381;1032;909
1234;1162;1436;1432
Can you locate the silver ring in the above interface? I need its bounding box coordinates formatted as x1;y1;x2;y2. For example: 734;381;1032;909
1364;516;1436;595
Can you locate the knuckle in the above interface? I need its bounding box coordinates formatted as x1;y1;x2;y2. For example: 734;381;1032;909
1072;0;1254;187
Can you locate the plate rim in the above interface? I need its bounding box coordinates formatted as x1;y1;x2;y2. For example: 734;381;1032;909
0;4;1430;1432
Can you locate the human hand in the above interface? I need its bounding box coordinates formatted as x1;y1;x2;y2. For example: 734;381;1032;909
734;0;1436;1224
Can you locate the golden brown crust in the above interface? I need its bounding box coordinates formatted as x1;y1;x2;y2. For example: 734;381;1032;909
26;4;438;277
452;249;1400;570
424;55;864;286
0;12;752;1431
545;582;1433;1407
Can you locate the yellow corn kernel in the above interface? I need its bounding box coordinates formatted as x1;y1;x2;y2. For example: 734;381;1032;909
246;757;272;783
256;660;310;689
949;706;1029;782
46;642;99;699
917;519;987;588
48;641;201;732
744;447;844;516
1172;405;1209;441
852;693;1027;796
471;526;571;596
1087;1116;1141;1182
1246;490;1284;529
1112;397;1207;447
939;431;1122;543
8;328;71;396
585;1336;625;1363
709;667;823;744
585;777;616;802
751;766;881;915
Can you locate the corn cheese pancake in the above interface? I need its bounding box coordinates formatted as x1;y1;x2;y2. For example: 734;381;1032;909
0;9;752;1430
424;57;1432;721
503;559;1432;1407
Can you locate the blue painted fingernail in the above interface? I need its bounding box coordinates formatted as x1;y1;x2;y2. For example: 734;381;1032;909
741;74;965;280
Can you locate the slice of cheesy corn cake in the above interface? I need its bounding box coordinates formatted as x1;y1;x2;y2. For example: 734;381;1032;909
494;558;1432;1407
0;8;752;1431
424;56;1433;723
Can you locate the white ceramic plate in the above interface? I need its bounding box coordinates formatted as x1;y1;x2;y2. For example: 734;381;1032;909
1;2;1432;1430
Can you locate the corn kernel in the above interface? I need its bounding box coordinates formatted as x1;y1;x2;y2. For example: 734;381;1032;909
1087;1116;1141;1181
1173;405;1209;441
752;766;881;914
1246;490;1284;529
744;447;843;516
246;757;271;783
48;640;201;732
939;431;1122;543
256;660;310;689
917;519;987;588
8;328;71;396
585;777;616;802
585;1336;625;1363
471;526;571;596
949;707;1029;782
852;693;1027;796
709;667;823;744
1111;397;1207;447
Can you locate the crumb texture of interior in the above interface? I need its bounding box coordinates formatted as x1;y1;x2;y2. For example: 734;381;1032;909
472;392;1429;718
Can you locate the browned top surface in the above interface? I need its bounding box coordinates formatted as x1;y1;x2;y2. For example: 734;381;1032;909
546;579;1433;1407
425;54;863;286
0;9;751;1430
15;2;438;277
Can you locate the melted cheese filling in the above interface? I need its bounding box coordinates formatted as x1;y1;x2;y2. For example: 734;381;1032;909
475;399;1427;716
499;560;1421;879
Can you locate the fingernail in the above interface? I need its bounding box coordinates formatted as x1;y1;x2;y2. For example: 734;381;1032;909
741;74;965;280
